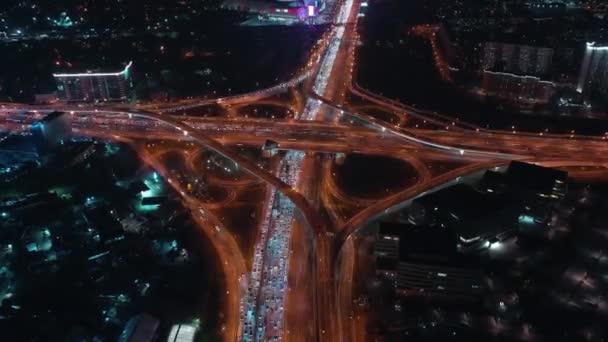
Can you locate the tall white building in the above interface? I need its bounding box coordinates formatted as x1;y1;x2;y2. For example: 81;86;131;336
53;62;133;102
576;42;608;97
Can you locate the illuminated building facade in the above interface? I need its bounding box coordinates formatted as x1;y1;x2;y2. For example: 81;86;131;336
576;42;608;97
483;42;554;76
481;71;555;105
53;62;133;102
221;0;322;21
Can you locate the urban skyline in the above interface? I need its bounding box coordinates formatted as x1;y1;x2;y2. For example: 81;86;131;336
2;0;608;341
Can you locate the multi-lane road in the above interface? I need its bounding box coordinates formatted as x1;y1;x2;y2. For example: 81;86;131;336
3;0;608;339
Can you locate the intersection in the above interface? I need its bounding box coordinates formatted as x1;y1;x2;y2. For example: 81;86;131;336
3;0;608;340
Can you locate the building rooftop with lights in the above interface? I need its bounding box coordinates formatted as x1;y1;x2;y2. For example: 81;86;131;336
53;62;133;103
221;0;324;22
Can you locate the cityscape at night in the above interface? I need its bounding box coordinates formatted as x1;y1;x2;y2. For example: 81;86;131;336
2;0;608;341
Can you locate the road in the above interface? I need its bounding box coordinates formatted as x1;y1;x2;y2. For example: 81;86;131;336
4;64;608;342
130;140;248;342
4;0;608;338
5;107;608;162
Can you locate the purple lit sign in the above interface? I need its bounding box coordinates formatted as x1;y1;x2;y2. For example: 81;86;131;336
308;5;316;17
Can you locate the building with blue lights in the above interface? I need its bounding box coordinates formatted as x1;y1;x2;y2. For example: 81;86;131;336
31;111;71;155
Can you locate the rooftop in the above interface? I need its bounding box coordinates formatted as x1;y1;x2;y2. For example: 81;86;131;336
378;222;457;261
53;61;132;78
506;161;568;193
394;261;485;301
40;111;66;123
414;183;509;221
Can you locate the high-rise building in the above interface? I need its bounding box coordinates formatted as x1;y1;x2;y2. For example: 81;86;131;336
576;42;608;97
481;71;555;105
53;62;133;102
483;42;554;76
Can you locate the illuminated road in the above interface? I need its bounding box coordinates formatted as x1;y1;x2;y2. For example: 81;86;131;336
5;80;608;342
5;0;608;339
1;107;326;341
135;72;312;114
128;140;247;342
6;107;608;163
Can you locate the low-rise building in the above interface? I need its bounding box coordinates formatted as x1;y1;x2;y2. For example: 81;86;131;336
390;261;485;303
118;314;159;342
375;222;485;304
31;111;72;155
375;222;457;262
407;183;517;248
167;324;197;342
407;162;568;248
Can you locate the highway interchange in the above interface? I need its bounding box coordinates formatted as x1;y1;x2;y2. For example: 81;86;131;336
3;0;608;340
